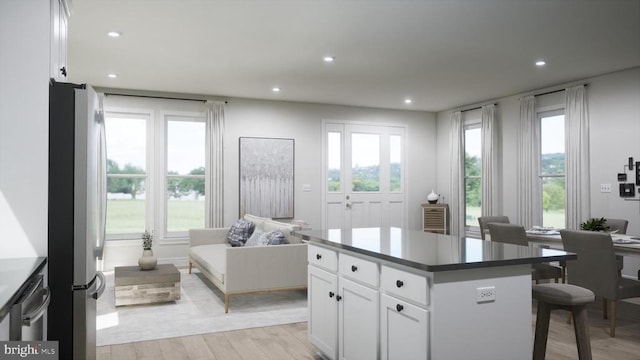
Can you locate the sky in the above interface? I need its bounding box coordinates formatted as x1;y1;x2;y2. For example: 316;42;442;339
105;116;205;175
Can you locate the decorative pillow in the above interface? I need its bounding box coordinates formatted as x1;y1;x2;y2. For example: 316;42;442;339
226;218;255;247
245;229;270;247
266;230;289;245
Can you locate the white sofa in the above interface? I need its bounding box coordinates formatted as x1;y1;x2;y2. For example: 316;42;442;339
188;214;307;313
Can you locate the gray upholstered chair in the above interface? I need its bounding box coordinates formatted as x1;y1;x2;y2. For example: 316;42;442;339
532;283;595;360
605;218;628;234
487;223;562;283
477;216;510;240
560;229;640;337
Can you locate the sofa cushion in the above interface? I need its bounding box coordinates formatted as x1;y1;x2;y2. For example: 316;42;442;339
226;218;255;247
189;244;228;284
263;220;299;242
266;230;289;245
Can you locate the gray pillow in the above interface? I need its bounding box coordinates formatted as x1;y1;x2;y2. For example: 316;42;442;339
226;218;255;247
245;229;270;247
266;230;289;245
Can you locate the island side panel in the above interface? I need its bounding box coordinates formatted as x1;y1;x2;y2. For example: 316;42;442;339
430;265;532;360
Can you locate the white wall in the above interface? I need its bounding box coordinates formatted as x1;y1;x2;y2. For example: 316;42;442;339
0;0;51;258
101;96;436;270
436;67;640;274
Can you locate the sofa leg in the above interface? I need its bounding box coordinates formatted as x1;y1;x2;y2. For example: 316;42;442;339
188;261;192;274
224;294;229;313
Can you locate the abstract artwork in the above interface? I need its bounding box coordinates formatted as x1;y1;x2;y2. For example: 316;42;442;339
239;137;294;218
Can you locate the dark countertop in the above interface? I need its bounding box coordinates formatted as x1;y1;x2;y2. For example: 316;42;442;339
0;257;47;321
295;228;575;272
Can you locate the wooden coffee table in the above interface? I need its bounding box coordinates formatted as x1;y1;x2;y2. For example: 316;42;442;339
114;264;181;306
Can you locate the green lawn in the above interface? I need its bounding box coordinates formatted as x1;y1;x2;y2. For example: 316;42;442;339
107;199;204;235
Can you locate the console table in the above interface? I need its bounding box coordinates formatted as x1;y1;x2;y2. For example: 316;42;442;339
114;264;181;306
296;228;575;360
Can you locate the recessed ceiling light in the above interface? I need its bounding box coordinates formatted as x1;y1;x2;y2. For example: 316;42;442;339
404;98;412;104
107;73;117;78
323;56;335;63
272;87;281;92
535;60;546;66
107;31;121;38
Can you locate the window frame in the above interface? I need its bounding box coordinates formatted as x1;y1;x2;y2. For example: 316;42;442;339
161;111;207;239
103;104;207;243
537;108;566;228
463;119;482;233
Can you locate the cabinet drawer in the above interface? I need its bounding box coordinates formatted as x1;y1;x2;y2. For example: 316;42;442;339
308;245;338;272
381;265;428;306
339;253;378;287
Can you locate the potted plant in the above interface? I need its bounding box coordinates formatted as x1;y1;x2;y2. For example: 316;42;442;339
138;230;157;270
580;217;611;232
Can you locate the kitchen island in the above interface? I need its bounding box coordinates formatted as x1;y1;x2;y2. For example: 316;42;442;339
296;228;575;360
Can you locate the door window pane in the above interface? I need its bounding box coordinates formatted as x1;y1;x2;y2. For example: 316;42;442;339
105;115;147;234
464;127;481;227
540;114;565;228
166;118;206;233
328;132;341;192
390;135;401;192
351;133;380;192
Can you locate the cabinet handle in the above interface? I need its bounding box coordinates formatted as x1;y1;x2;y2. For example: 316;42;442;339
396;304;404;312
351;265;358;272
396;280;404;288
60;66;67;77
316;254;322;260
329;291;335;298
336;295;342;301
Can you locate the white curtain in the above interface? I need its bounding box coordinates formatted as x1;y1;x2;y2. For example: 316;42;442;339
481;104;500;216
565;85;590;229
205;101;225;227
517;96;542;228
449;111;465;236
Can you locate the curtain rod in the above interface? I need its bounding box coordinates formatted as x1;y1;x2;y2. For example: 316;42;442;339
461;103;496;112
104;92;228;104
533;83;589;98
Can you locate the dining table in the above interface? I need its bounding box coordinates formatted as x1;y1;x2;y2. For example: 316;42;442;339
524;228;640;257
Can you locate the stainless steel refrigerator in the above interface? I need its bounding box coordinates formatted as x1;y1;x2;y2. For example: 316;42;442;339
48;80;106;360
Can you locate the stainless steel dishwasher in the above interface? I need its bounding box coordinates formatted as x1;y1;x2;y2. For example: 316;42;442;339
9;274;50;341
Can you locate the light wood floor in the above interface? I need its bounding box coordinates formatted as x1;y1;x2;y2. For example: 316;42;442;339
97;299;640;360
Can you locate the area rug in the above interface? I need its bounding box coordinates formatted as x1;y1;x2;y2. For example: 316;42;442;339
96;268;308;346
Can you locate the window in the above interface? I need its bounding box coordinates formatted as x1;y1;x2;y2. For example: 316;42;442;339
464;124;482;228
104;102;207;241
539;111;565;228
389;135;402;192
166;116;206;235
327;132;341;192
351;133;380;192
105;112;148;235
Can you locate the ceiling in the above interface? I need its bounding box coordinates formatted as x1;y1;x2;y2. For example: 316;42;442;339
67;0;640;112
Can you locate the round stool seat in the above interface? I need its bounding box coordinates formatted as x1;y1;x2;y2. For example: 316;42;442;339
533;283;595;306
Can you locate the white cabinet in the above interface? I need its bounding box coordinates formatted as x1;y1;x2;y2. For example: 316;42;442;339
380;294;428;360
50;0;69;80
308;265;338;360
309;245;431;360
338;277;378;360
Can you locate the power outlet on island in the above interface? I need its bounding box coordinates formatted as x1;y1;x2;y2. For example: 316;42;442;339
476;286;496;303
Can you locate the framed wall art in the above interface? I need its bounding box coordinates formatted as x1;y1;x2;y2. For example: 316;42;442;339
239;137;294;218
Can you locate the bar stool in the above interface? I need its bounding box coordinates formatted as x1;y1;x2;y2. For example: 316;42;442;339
532;283;595;360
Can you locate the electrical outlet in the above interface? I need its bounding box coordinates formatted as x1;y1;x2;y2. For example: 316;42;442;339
600;184;612;193
477;286;496;303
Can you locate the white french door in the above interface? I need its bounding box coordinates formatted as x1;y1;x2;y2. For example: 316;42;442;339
323;121;406;229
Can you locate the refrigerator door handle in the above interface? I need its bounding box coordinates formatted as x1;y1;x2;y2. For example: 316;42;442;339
91;271;106;300
22;287;51;327
95;110;107;260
